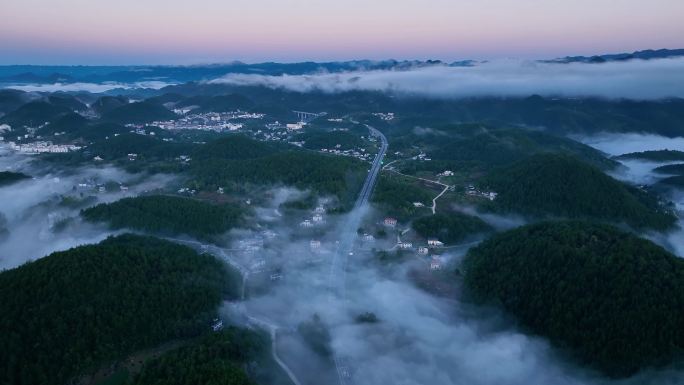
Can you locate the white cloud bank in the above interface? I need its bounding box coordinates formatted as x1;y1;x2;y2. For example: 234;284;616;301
210;58;684;100
5;81;173;93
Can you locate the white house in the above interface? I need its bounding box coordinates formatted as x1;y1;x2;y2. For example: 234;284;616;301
428;239;444;247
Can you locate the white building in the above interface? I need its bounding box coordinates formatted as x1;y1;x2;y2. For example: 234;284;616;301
310;240;322;250
312;214;324;223
398;242;413;249
362;234;375;242
428;239;444;247
300;220;314;228
418;247;429;255
384;217;398;227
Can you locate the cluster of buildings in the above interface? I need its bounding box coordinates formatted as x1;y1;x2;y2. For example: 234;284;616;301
412;152;432;161
146;111;263;132
8;141;81;154
300;206;327;228
319;146;372;161
465;185;498;201
372;112;395;121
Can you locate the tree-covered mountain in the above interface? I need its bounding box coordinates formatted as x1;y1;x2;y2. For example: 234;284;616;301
0;234;235;385
0;171;30;187
390;125;616;175
0;101;71;127
132;328;269;385
190;135;366;203
91;95;129;115
101;101;176;124
479;154;677;230
616;150;684;162
463;221;684;377
653;163;684;175
412;212;492;244
0;89;31;114
176;94;255;112
82;195;244;239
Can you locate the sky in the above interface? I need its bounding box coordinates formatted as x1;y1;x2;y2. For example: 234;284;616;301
1;0;683;65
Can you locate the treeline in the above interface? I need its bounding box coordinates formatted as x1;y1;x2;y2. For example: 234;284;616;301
82;195;244;239
480;154;677;230
132;328;267;385
0;234;233;385
463;221;684;377
0;171;29;187
412;212;492;244
616;150;684;162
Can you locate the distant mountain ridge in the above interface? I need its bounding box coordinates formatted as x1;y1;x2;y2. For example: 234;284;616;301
550;48;684;63
0;49;680;87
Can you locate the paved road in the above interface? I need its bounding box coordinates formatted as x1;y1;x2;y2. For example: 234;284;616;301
328;125;388;385
166;125;389;385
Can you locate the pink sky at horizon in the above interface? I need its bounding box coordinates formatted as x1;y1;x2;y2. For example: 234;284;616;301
1;0;683;65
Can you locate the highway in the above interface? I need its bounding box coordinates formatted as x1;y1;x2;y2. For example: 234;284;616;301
328;125;388;385
165;125;389;385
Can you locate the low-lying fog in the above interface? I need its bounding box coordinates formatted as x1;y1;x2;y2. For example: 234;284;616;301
577;132;684;258
4;130;684;385
0;145;174;270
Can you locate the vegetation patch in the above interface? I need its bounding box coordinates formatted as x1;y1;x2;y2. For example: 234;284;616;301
0;234;234;385
463;221;684;377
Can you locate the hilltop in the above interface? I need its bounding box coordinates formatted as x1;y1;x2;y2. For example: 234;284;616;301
479;154;677;230
463;221;684;377
0;234;237;385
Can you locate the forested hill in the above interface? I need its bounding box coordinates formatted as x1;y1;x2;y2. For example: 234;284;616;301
0;234;235;385
479;154;677;230
463;221;684;377
132;328;269;385
616;150;684;162
189;135;366;205
0;171;30;187
82;195;244;239
412;212;492;244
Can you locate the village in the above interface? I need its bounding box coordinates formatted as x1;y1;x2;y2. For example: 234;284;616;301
141;110;265;132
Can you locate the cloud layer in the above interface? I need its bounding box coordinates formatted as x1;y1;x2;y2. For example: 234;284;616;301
211;58;684;100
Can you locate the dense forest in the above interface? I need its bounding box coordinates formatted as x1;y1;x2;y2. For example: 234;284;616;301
653;163;684;175
412;212;492;244
616;150;684;161
479;154;677;230
0;171;29;187
132;328;267;385
82;195;244;239
371;174;434;220
190;136;366;202
389;125;616;176
463;221;684;377
0;234;235;385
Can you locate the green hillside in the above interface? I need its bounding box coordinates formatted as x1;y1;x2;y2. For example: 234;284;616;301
479;154;676;230
463;221;684;377
412;212;492;244
101;101;176;124
0;171;30;187
0;234;234;385
616;150;684;162
82;195;244;239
